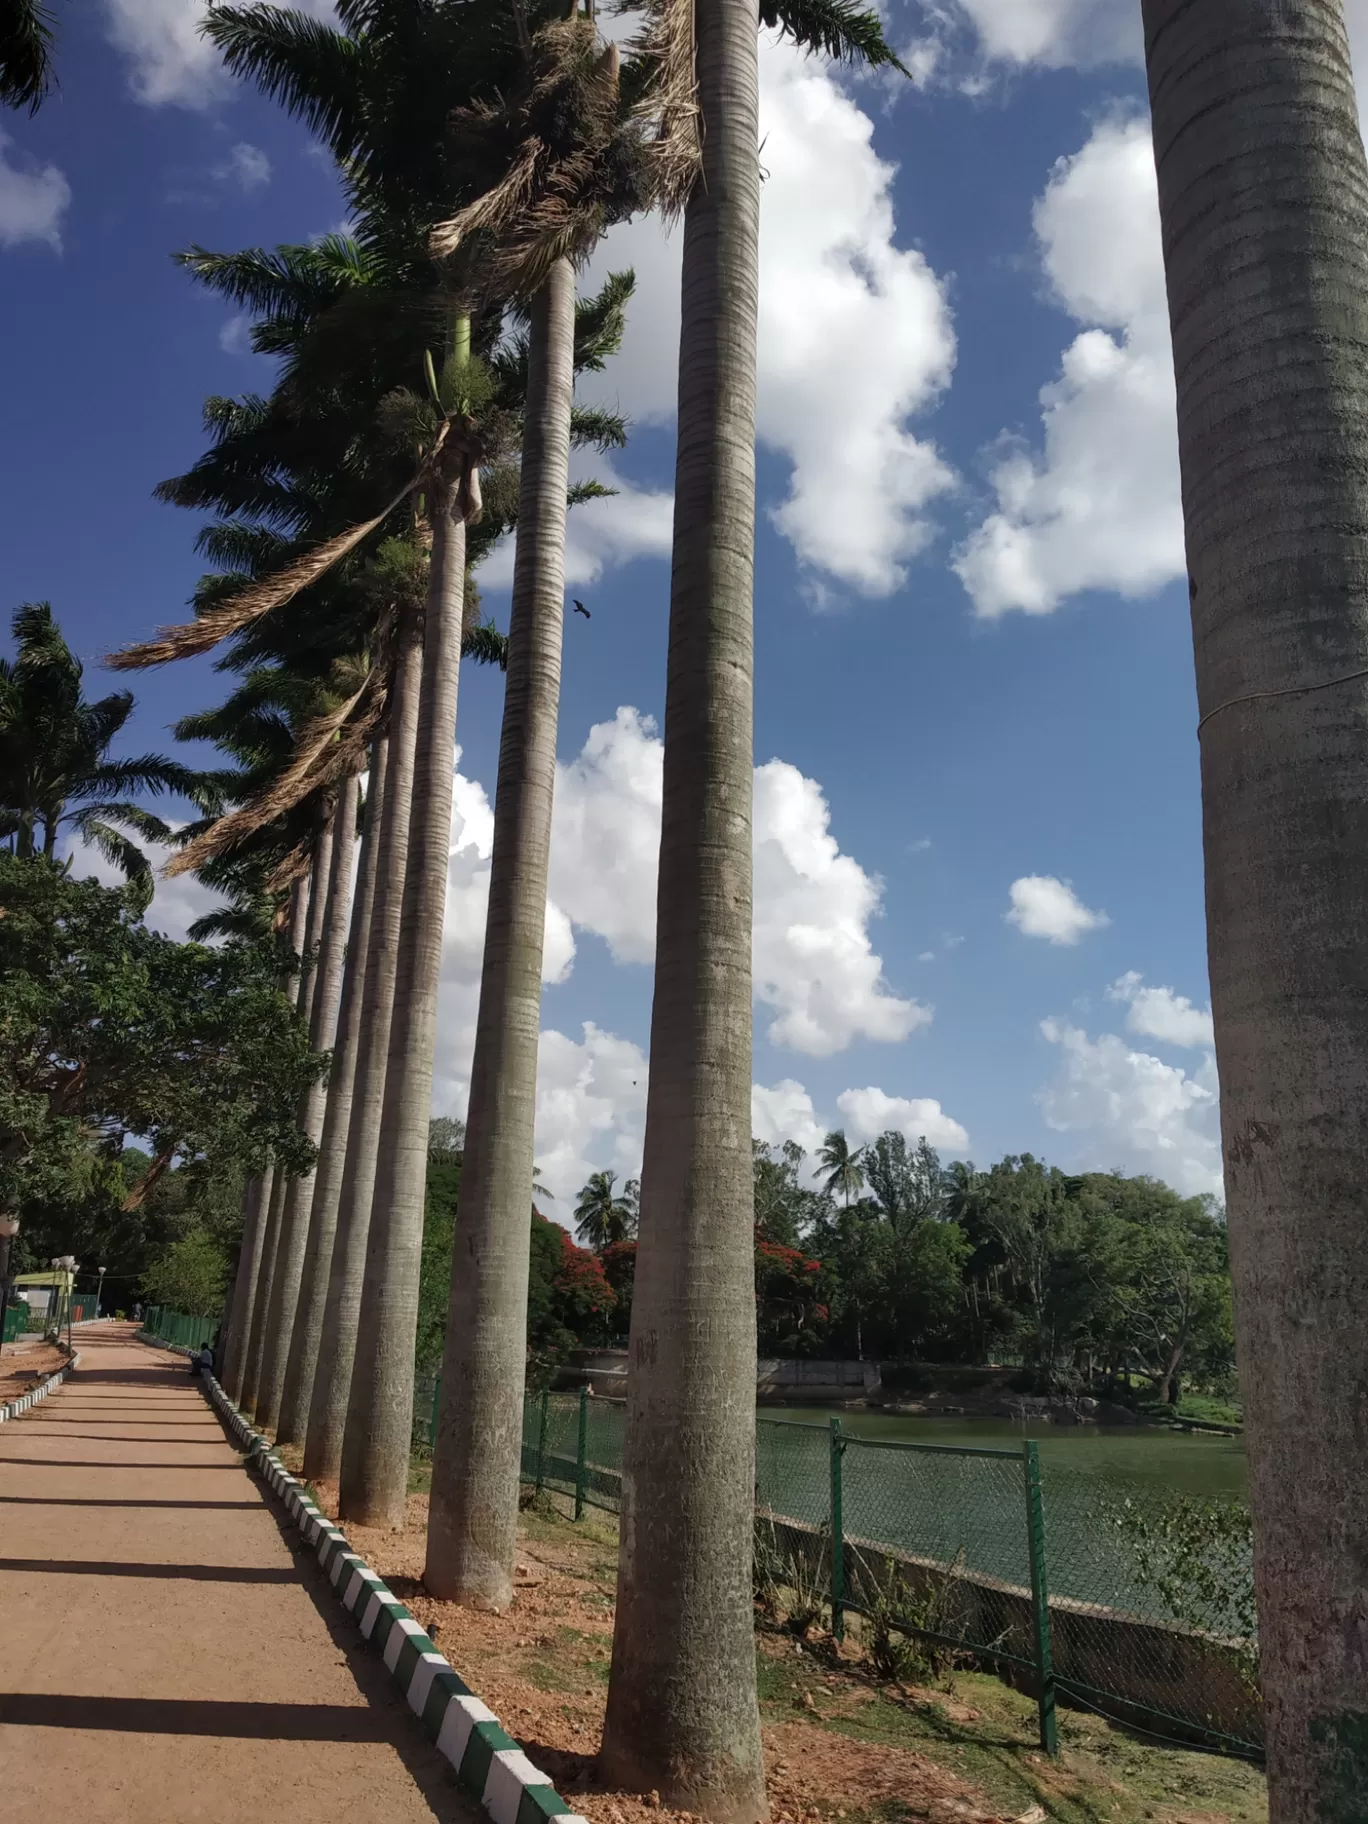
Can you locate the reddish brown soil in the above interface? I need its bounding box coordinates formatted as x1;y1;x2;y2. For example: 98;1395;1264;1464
0;1337;68;1405
339;1493;1009;1824
0;1324;482;1824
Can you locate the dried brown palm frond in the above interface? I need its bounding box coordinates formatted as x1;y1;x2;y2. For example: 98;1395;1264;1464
429;20;645;299
627;0;701;220
429;134;545;261
265;832;318;898
105;479;419;672
164;670;377;877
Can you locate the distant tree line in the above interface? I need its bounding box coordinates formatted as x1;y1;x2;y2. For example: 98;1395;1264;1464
414;1125;1233;1409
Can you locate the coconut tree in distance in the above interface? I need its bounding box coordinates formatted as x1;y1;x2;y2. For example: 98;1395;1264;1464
1140;3;1368;1813
818;1129;865;1207
573;1170;639;1251
599;0;906;1809
0;602;198;894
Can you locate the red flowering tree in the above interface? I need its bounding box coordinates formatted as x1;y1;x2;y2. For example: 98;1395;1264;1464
755;1230;827;1354
526;1208;616;1385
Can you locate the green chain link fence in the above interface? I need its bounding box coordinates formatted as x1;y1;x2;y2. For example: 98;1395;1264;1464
1;1302;26;1344
139;1306;217;1351
455;1390;1262;1762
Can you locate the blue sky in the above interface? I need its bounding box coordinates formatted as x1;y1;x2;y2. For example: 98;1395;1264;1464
11;0;1333;1207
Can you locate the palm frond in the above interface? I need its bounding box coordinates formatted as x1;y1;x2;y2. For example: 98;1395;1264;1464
163;676;373;877
760;0;910;71
569;405;628;452
202;7;370;157
106;482;415;670
462;622;509;670
72;818;155;890
567;478;617;507
0;0;56;112
70;801;175;846
82;756;202;800
574;270;635;371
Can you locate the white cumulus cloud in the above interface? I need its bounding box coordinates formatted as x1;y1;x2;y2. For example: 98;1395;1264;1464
425;715;936;1200
955;116;1184;617
546;708;927;1057
0;132;71;251
1107;970;1214;1050
579;33;955;598
1006;874;1108;946
945;0;1140;68
752;1080;829;1160
100;0;333;108
837;1086;969;1153
1039;1017;1222;1198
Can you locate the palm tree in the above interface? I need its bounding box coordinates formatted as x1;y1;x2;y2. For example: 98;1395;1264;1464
597;0;764;1787
228;866;311;1406
338;308;481;1522
1140;4;1368;1809
0;0;54;111
275;737;386;1447
941;1159;982;1226
818;1130;865;1207
254;768;360;1431
573;1170;640;1251
305;614;424;1486
425;14;644;1605
600;0;904;1803
0;603;197;891
239;814;331;1416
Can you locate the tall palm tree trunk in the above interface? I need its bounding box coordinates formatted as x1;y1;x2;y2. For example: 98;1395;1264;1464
339;444;471;1525
239;870;315;1414
256;775;359;1431
303;621;423;1485
426;258;576;1606
1141;4;1368;1813
220;1167;273;1400
599;0;764;1806
277;737;388;1447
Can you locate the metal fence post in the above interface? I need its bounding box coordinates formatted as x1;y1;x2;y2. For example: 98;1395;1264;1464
829;1416;846;1642
535;1388;550;1496
1022;1440;1059;1756
575;1385;589;1520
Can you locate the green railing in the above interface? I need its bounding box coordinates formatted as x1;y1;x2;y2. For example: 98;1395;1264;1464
493;1390;1261;1764
2;1303;26;1344
140;1306;217;1351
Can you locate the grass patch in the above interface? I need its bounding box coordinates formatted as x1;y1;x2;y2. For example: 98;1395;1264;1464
755;1635;1266;1824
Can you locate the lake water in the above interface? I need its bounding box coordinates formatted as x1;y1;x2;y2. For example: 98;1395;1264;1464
764;1405;1248;1499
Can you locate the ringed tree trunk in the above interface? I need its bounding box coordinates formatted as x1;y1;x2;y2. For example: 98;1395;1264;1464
304;622;423;1487
426;257;576;1607
220;1167;274;1401
277;737;388;1447
256;774;360;1431
1141;2;1368;1813
598;0;765;1808
339;438;472;1525
240;868;316;1414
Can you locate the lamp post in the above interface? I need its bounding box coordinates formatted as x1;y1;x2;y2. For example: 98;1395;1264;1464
0;1217;19;1358
96;1265;107;1320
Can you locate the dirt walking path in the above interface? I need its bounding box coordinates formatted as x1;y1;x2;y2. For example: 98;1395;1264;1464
0;1323;481;1824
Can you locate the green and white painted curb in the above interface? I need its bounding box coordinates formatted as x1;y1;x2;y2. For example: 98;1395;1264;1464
195;1363;590;1824
0;1349;80;1424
